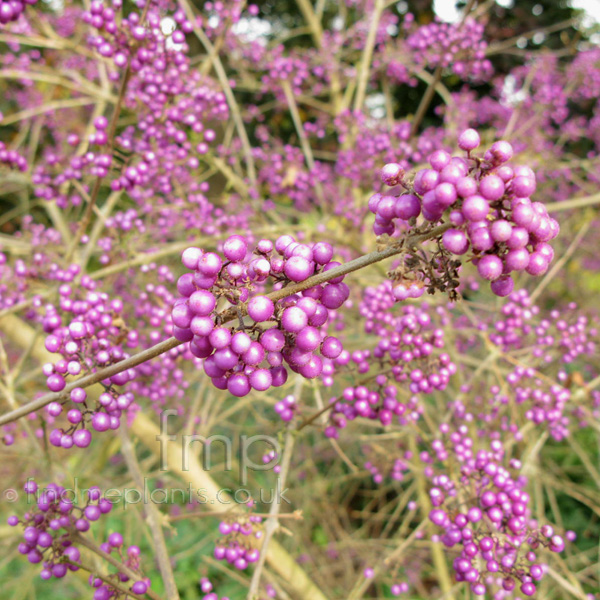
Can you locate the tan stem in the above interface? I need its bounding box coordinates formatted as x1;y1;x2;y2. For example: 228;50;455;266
352;0;385;113
119;428;181;600
178;0;257;184
246;427;295;599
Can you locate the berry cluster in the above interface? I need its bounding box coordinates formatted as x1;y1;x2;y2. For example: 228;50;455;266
370;130;559;298
171;235;345;396
362;282;456;393
31;0;232;227
405;16;493;80
0;231;78;314
214;515;263;570
9;481;150;598
324;283;455;436
0;141;28;170
9;483;105;579
262;448;281;473
0;0;36;25
42;280;136;448
426;431;565;597
83;0;190;67
458;289;599;440
91;535;149;599
273;394;298;423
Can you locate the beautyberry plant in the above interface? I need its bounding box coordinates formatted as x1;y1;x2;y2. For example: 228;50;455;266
0;0;599;599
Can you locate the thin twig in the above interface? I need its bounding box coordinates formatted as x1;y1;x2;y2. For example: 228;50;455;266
64;558;149;600
72;533;164;600
295;0;342;111
119;427;181;600
546;191;600;213
352;0;385;113
1;97;96;126
485;17;581;56
0;335;181;426
0;69;115;101
66;56;135;261
502;62;538;140
246;427;296;599
410;0;478;138
178;0;256;184
281;80;324;202
529;221;590;304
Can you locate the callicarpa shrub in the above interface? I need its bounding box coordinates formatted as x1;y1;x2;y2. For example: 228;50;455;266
1;0;599;599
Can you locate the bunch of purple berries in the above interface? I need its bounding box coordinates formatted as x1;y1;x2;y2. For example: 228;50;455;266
91;534;149;599
214;516;263;570
0;141;28;169
83;0;191;68
0;0;36;25
426;432;565;597
370;130;559;298
324;284;455;436
405;17;493;80
454;288;599;440
42;281;137;449
171;234;345;396
361;281;456;394
198;576;231;600
273;394;298;423
8;482;109;581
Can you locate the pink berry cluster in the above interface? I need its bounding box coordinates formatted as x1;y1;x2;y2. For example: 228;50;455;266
83;0;191;67
8;482;111;582
363;449;411;486
171;234;346;397
0;141;27;170
405;16;493;80
262;448;281;473
42;280;137;449
362;281;456;394
214;515;263;570
91;535;149;599
262;49;310;98
0;243;78;315
31;0;230;218
426;432;566;597
32;151;114;208
198;576;231;600
370;130;559;299
0;0;35;25
323;283;456;437
273;394;298;423
460;289;598;440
